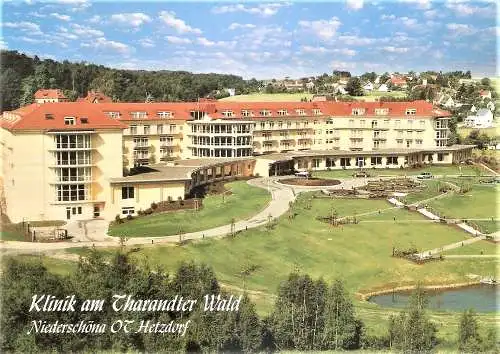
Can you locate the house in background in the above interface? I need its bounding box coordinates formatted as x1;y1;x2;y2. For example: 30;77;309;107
479;90;492;100
78;90;112;104
464;108;494;128
34;89;69;103
388;76;407;89
363;82;374;91
378;84;389;92
225;88;236;96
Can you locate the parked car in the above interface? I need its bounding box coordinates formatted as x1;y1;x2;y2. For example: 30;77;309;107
352;171;370;177
417;172;433;179
295;171;310;178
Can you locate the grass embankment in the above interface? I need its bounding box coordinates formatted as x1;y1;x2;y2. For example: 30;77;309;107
0;220;66;241
108;181;270;237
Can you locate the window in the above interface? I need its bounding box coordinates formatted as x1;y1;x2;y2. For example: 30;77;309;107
190;111;204;120
373;140;380;149
419;120;425;127
222;110;234;117
260;122;265;129
157;124;164;134
351;108;365;115
130;125;137;135
326;157;335;167
326;119;334;125
296;109;305;116
348;119;355;127
55;151;91;165
405;108;416;115
134;137;149;147
122;186;134;199
241;110;252;117
143;125;150;135
387;156;398;165
395;120;401;128
360;120;366;128
56;184;87;201
371;120;378;128
131;111;147;119
371;156;382;165
259;110;271;116
105;111;120;119
160;136;174;146
312;108;322;115
80;117;88;124
416;139;423;145
157;111;172;119
313;159;320;168
375;108;389;115
55;135;91;149
277;109;288;116
64;117;75;125
45;113;54;120
122;207;135;215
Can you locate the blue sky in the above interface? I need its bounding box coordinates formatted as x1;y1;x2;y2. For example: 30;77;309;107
1;0;498;79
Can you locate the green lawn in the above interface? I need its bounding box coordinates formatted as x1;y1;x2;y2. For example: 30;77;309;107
108;181;270;237
2;255;78;276
314;165;491;180
0;223;28;241
219;93;314;102
427;185;498;226
458;127;499;138
442;240;498;256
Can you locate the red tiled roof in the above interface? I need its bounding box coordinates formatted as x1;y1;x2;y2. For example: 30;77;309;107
34;89;68;100
2;100;450;130
1;103;125;131
390;77;407;85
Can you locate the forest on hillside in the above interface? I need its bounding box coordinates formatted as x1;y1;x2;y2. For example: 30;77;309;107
0;50;262;112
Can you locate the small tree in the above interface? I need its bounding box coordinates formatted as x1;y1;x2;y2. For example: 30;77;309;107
458;309;482;352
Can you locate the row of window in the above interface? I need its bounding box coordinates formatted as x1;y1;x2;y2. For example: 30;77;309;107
222;108;322;117
129;124;179;135
54;134;91;149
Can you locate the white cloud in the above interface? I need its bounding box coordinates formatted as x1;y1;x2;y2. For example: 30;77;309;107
330;60;356;70
336;48;357;56
51;0;91;11
446;23;476;35
233;25;292;50
166;35;192;44
196;37;236;48
81;37;133;55
50;13;71;21
138;38;155;48
445;1;494;17
401;0;432;10
346;0;364;10
158;11;202;34
382;46;409;53
298;17;342;40
337;35;383;46
88;15;101;24
110;13;151;27
228;23;256;30
71;24;104;37
3;21;42;34
212;3;290;17
381;14;396;20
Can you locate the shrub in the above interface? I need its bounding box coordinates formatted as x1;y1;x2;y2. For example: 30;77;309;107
126;214;133;221
137;210;144;216
115;214;123;224
144;208;153;215
168;196;173;203
151;202;158;210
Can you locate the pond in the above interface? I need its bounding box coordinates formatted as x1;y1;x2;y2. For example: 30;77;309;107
368;285;498;313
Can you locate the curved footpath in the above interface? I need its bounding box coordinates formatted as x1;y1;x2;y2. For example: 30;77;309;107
0;177;297;255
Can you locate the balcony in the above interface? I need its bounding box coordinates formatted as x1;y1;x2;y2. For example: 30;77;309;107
133;144;150;150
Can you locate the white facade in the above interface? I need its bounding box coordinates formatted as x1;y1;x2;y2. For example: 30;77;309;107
464;109;494;128
378;84;389;92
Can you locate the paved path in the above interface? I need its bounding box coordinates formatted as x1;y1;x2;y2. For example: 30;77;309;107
0;177;298;255
444;255;500;259
416;236;487;258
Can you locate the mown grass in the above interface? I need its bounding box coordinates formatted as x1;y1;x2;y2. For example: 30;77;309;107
108;181;270;237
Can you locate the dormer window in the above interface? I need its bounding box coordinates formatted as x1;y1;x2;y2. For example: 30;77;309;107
351;108;365;116
222;110;235;117
375;108;389;115
241;110;252;117
405;108;417;115
277;109;288;116
64;117;75;125
80;117;88;124
45;113;54;120
131;111;147;119
296;109;305;116
105;111;120;119
260;110;271;117
157;111;173;119
312;108;322;115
